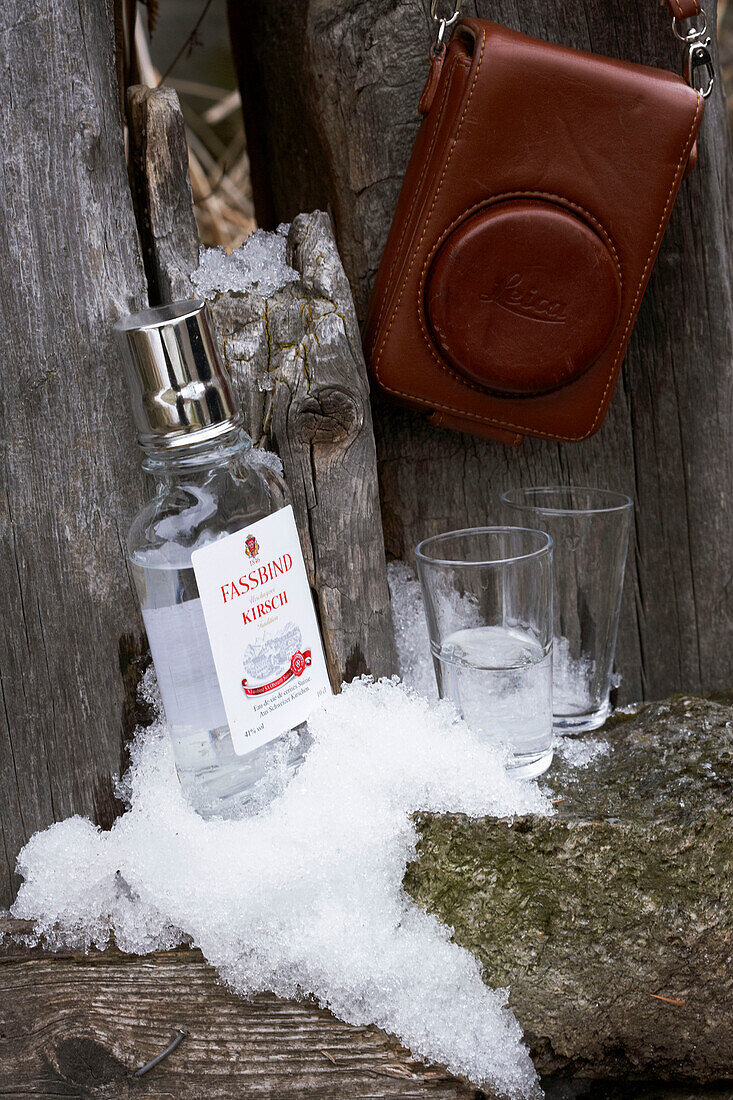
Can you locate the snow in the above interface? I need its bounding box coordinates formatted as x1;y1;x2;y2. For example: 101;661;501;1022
191;225;299;300
10;557;572;1097
551;635;596;716
9;556;626;1095
12;671;548;1098
247;445;284;478
555;735;609;769
552;636;622;716
387;561;437;699
615;701;646;717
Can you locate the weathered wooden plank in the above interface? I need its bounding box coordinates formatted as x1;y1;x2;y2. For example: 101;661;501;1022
229;0;733;705
0;923;475;1099
0;1;150;907
127;85;200;304
125;86;397;686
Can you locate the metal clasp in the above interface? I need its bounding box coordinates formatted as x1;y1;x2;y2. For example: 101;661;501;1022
672;6;708;43
670;6;715;99
685;38;715;98
431;0;462;51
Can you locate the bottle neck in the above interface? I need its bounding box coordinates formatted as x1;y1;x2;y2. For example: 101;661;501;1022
141;424;253;480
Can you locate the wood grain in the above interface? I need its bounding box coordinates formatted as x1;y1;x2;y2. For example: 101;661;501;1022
0;921;476;1099
229;0;733;705
127;85;200;304
0;0;150;907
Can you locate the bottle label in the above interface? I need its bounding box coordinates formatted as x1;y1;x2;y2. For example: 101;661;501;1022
191;505;332;756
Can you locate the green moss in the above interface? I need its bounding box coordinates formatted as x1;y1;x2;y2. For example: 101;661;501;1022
404;696;733;1081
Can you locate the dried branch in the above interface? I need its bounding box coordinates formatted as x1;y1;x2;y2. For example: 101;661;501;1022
157;0;216;87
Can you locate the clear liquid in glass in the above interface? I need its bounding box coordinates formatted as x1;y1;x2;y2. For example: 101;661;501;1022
433;625;553;778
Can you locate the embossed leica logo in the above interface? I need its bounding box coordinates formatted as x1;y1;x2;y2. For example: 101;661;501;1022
481;273;568;324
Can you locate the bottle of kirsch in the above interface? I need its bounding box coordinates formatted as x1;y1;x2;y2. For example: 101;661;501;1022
116;300;331;815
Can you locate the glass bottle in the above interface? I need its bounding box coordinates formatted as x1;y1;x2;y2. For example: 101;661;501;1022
116;300;308;815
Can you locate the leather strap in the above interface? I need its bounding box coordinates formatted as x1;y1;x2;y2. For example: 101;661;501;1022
667;0;702;21
419;47;446;115
427;409;523;445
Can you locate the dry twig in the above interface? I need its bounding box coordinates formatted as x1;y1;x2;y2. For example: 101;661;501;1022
133;5;256;250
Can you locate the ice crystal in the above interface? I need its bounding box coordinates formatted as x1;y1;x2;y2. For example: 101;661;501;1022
191;225;298;300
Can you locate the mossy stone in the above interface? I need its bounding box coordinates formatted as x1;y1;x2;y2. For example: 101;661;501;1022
405;696;733;1083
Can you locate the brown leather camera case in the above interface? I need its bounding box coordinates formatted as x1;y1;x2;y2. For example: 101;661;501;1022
363;18;704;444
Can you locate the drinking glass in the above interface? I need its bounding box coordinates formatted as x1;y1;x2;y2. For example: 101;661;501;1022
415;527;554;778
501;488;632;733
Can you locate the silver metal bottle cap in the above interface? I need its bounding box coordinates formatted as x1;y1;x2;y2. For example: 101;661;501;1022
114;299;242;450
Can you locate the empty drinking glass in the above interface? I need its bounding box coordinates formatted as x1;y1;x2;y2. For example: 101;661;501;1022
501;488;632;733
415;527;554;778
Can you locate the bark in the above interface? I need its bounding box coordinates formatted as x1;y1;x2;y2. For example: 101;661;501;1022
0;0;150;907
229;0;733;705
126;86;398;687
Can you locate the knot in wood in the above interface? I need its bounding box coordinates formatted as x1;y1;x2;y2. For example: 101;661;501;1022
295;387;362;444
52;1035;131;1091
